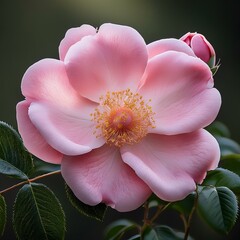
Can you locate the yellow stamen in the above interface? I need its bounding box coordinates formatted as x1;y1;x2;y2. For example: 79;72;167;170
91;89;155;147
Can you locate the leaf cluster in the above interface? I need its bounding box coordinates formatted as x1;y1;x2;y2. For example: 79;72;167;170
0;121;108;239
0;122;66;239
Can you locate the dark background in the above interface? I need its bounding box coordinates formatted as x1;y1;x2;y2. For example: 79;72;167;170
0;0;240;239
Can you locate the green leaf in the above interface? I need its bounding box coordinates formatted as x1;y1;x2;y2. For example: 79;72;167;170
0;122;34;177
203;168;240;194
65;183;107;221
141;226;158;240
197;186;238;234
142;225;193;240
171;192;196;216
155;225;194;240
206;121;231;138
0;194;6;237
0;159;28;180
105;219;139;240
31;157;60;177
220;154;240;176
127;235;141;240
147;194;170;208
13;183;66;240
215;136;240;156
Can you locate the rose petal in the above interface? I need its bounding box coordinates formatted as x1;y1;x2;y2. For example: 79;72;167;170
139;51;221;135
191;34;211;63
121;130;220;202
21;58;80;107
59;24;96;61
147;38;195;59
65;23;148;102
28;101;104;155
16;101;62;164
62;145;151;212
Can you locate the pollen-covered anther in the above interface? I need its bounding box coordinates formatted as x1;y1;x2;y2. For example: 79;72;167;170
91;89;155;147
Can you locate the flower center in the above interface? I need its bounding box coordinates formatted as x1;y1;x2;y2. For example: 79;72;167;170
91;89;155;147
109;107;134;130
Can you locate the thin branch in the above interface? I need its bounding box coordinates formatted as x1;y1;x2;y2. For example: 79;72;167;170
0;181;28;195
179;213;188;233
184;188;199;240
150;202;171;224
0;170;61;195
141;202;150;233
29;170;61;183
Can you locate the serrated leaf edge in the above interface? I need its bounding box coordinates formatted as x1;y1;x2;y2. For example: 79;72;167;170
13;183;66;240
0;194;7;237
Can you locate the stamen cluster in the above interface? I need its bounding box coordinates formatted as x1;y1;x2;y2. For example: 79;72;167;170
91;89;155;147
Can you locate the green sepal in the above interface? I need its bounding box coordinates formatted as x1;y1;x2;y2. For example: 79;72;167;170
0;194;6;237
210;64;220;76
65;183;107;221
208;55;216;68
209;58;220;76
13;183;66;240
197;186;238;235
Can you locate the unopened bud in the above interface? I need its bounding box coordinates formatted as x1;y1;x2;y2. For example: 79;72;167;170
180;32;216;68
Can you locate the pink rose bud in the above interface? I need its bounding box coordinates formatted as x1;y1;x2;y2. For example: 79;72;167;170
180;32;216;68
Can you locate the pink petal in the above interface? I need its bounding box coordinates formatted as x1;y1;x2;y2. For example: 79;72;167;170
21;58;80;107
28;101;105;155
139;51;221;135
61;145;151;212
59;24;96;61
191;34;211;63
147;38;195;59
65;23;148;102
16;101;62;164
121;130;220;202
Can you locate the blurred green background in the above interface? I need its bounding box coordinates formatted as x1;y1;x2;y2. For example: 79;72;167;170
1;0;239;239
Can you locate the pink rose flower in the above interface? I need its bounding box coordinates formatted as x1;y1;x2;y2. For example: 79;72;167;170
180;32;216;67
16;23;221;212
